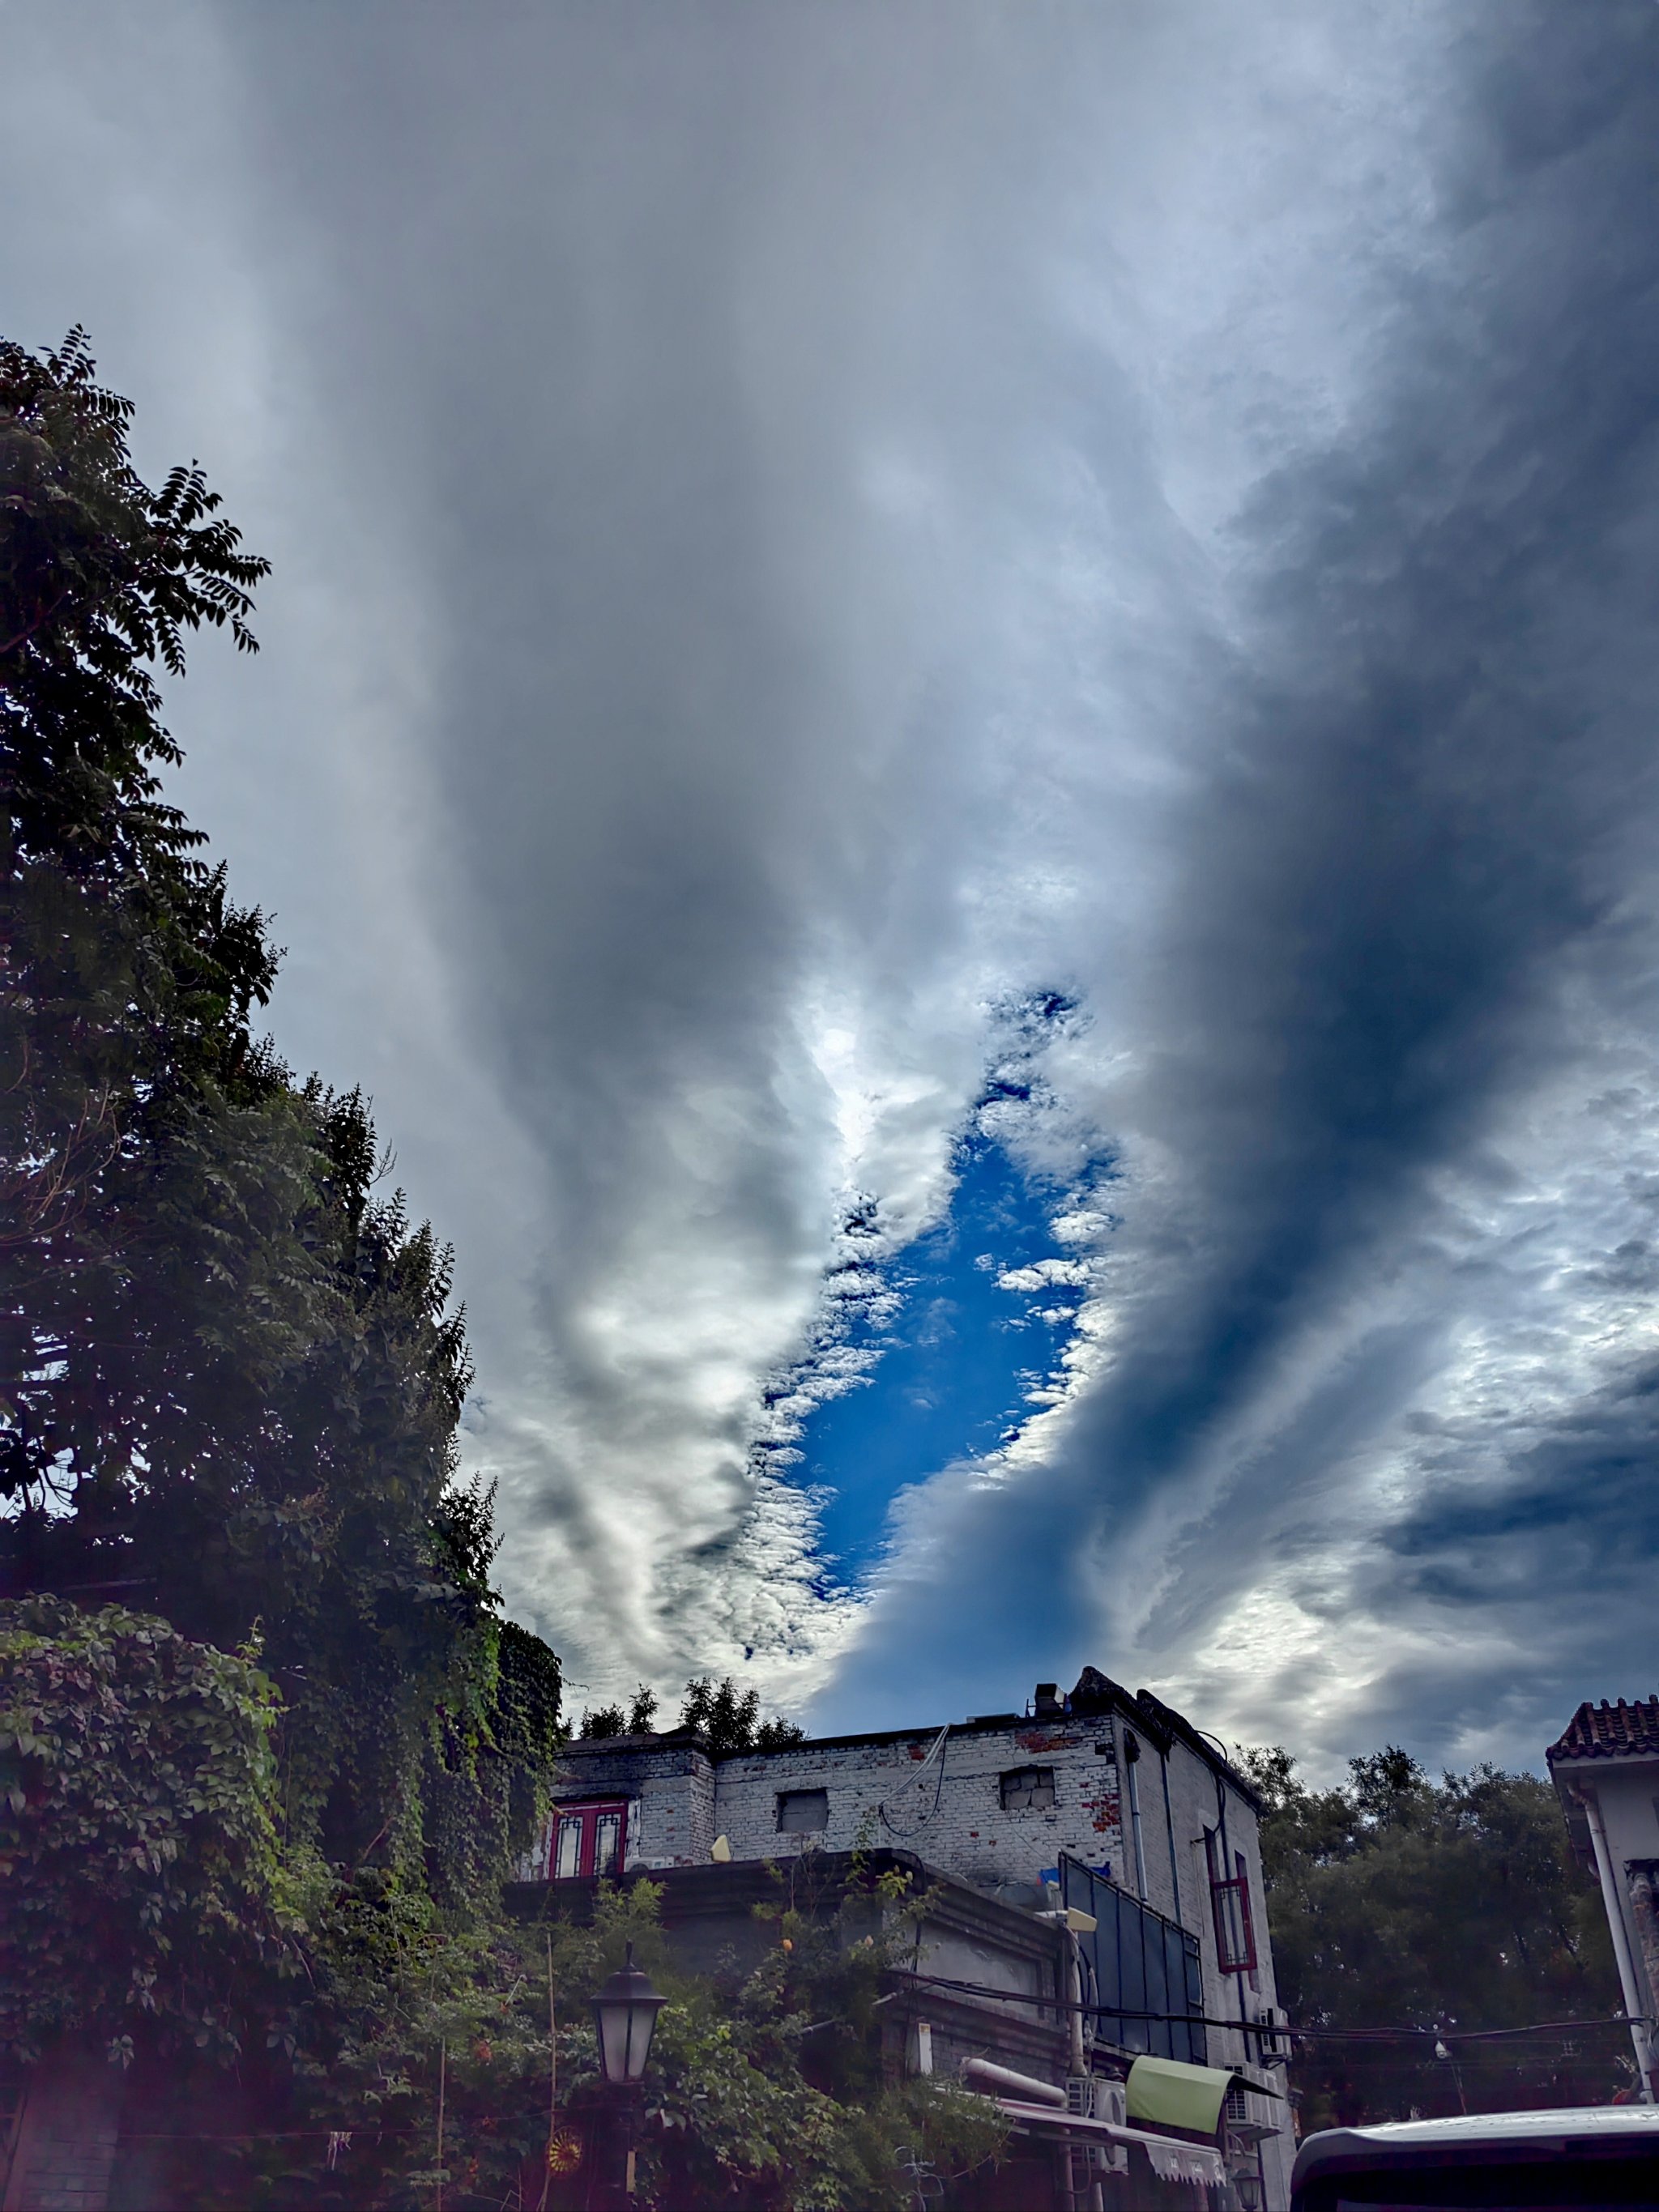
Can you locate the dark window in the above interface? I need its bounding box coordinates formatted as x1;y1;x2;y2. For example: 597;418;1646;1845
546;1799;629;1879
1000;1766;1056;1811
776;1788;829;1833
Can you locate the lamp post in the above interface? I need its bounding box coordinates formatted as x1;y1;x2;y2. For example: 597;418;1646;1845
592;1944;667;2202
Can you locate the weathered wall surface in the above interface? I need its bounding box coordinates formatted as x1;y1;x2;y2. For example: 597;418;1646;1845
1106;1717;1290;2210
517;1695;1295;2209
520;1736;716;1874
710;1717;1127;1890
1;2052;119;2212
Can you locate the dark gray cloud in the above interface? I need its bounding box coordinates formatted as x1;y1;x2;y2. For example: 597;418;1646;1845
819;0;1659;1766
6;0;1659;1764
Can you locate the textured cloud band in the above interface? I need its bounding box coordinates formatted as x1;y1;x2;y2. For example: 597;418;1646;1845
6;0;1659;1767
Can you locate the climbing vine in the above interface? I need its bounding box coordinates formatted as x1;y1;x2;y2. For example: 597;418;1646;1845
0;1598;305;2065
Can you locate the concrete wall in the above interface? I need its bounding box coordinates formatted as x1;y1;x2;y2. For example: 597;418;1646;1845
1606;1762;1659;2028
1554;1754;1659;2025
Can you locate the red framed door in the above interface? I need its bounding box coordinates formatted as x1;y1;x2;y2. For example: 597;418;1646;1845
549;1800;628;1880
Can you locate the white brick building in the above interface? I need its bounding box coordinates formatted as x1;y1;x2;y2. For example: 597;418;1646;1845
522;1666;1297;2208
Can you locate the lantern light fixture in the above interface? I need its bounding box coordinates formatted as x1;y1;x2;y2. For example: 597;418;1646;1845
592;1942;667;2086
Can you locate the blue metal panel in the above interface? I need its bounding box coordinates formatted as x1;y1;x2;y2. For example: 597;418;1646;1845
1060;1855;1206;2065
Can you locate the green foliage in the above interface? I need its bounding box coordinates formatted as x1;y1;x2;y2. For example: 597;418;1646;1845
0;335;992;2205
577;1675;808;1751
0;329;560;1898
0;1598;303;2065
1239;1744;1625;2126
0;323;264;869
578;1700;629;1741
208;1874;1005;2210
2;327;288;1540
679;1675;807;1754
421;1609;566;1912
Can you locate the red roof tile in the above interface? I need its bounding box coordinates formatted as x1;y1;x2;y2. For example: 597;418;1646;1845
1548;1698;1659;1763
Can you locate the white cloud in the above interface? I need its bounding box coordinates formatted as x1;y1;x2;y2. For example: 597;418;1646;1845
11;0;1659;1772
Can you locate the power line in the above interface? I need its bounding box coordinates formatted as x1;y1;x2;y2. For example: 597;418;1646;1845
893;1969;1641;2046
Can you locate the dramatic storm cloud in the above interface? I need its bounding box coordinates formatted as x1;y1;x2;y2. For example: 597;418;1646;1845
7;0;1659;1769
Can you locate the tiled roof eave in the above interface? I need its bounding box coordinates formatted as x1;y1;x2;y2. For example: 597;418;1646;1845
1546;1698;1659;1766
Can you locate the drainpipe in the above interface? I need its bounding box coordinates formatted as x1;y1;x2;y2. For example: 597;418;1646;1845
1123;1729;1149;1902
1066;1929;1087;2076
1158;1743;1183;1924
1579;1788;1655;2100
1060;1929;1105;2212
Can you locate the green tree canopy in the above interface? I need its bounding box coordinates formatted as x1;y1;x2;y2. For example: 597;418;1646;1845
576;1675;807;1752
678;1675;806;1754
1241;1745;1624;2127
0;330;560;1897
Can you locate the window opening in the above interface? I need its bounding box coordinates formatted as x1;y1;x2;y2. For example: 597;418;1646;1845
1000;1766;1056;1812
594;1809;622;1876
776;1788;829;1833
546;1800;629;1880
1206;1831;1257;1974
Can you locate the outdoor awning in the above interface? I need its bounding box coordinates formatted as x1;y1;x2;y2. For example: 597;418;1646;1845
1125;2055;1242;2137
993;2100;1226;2191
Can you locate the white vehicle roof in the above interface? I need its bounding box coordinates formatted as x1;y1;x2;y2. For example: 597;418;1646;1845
1294;2105;1659;2189
1341;2107;1659;2146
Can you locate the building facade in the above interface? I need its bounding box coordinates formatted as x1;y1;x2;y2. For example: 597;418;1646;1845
1548;1695;1659;2101
518;1667;1296;2209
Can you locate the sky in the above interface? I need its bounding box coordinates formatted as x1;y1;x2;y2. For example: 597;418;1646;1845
6;0;1659;1775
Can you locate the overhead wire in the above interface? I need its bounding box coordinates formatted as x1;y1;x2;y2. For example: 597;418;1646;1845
891;1967;1646;2045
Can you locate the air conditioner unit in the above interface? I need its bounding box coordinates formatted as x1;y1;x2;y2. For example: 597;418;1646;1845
1067;2078;1127;2129
1224;2083;1277;2145
1252;2005;1289;2061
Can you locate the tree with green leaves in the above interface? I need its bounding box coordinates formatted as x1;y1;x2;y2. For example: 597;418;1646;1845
578;1675;808;1751
0;1596;301;2068
215;1861;1006;2210
3;331;1009;2207
1239;1745;1624;2128
0;330;560;1896
678;1675;806;1754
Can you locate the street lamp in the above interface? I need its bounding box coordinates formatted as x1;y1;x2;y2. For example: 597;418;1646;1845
591;1944;667;2203
592;1943;667;2086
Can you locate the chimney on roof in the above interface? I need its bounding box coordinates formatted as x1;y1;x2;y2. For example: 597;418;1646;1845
1034;1682;1062;1716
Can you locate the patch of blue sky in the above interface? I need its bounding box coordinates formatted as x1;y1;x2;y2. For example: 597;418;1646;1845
782;1131;1100;1575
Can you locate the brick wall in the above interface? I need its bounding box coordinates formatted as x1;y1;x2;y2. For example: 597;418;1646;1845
629;1744;714;1868
710;1716;1127;1890
2;2052;120;2212
516;1698;1295;2209
518;1737;716;1877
